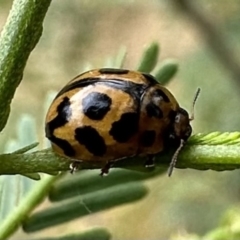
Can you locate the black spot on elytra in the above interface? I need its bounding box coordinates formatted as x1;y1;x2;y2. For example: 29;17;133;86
55;78;146;104
45;97;75;157
153;89;170;103
49;97;72;132
46;97;72;141
75;126;106;156
99;68;129;74
49;136;76;157
141;73;158;85
146;102;163;118
141;130;156;147
110;112;138;143
82;92;112;120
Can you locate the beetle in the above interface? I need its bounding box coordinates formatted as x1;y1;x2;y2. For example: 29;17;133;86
45;68;200;176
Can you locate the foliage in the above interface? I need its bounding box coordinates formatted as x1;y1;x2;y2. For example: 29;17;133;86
0;1;240;240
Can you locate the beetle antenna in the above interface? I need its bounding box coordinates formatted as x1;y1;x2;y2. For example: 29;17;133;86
168;139;185;177
168;88;200;176
190;87;200;121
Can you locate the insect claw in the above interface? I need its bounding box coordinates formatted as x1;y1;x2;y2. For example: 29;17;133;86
100;162;112;176
69;161;80;174
145;155;155;168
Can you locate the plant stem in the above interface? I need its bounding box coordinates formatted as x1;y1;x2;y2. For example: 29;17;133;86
170;0;240;89
1;133;240;174
0;175;58;240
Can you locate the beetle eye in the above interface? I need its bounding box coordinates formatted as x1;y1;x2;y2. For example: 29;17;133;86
185;126;192;138
175;114;180;123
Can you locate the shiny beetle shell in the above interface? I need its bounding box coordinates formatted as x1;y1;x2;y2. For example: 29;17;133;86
45;68;193;173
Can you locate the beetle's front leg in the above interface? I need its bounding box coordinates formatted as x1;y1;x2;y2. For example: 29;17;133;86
144;154;155;168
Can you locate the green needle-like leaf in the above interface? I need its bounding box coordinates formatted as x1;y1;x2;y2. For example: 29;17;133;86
12;142;39;154
114;46;127;68
12;142;40;180
0;175;58;240
154;59;178;85
137;42;160;72
202;206;240;240
22;183;148;232
0;0;52;132
31;228;111;240
49;168;165;202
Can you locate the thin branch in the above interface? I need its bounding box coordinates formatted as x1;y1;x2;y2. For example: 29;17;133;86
1;132;240;175
171;0;240;89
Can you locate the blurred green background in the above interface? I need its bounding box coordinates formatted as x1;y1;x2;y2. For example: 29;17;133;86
1;0;240;239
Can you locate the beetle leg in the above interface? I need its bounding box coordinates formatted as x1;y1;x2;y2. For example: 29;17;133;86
144;154;155;168
69;161;81;174
100;161;114;176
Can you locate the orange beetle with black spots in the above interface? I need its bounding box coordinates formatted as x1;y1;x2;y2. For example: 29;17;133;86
45;68;199;176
